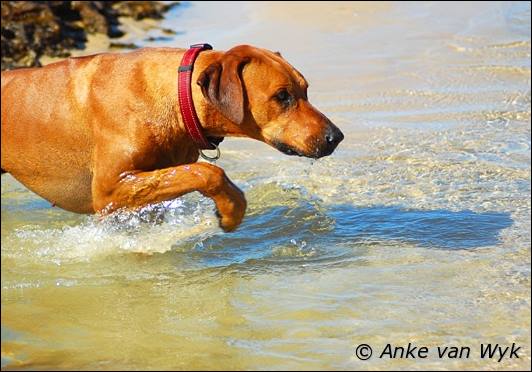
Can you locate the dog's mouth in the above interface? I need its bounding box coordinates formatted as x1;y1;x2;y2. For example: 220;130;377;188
272;141;328;159
272;141;308;158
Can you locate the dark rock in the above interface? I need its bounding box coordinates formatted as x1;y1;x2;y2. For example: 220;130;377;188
112;1;179;21
161;28;177;35
109;42;139;50
1;1;179;70
144;36;173;42
72;1;109;34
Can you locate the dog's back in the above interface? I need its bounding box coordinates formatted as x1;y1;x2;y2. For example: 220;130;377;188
0;48;185;213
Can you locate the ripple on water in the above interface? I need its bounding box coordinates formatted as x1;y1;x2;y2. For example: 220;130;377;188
1;1;530;369
2;178;514;274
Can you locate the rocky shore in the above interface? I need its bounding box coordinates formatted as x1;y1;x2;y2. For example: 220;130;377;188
1;1;179;70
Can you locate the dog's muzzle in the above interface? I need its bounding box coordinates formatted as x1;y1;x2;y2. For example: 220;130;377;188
273;124;344;159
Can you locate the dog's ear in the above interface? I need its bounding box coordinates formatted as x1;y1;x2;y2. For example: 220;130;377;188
197;56;250;125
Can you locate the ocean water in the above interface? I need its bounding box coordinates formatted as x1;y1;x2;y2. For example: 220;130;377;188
1;1;530;370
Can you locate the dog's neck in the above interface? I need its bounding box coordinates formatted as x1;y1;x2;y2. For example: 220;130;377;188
191;51;258;140
147;48;261;146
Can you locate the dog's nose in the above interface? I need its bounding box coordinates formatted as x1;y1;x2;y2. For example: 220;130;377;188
321;124;344;156
316;124;344;158
325;125;344;147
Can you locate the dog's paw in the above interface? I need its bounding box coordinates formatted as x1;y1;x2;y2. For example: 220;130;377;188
214;186;247;232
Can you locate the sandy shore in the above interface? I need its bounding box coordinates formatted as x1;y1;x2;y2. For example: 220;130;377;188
1;1;178;70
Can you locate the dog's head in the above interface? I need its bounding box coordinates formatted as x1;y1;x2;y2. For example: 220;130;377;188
197;45;343;158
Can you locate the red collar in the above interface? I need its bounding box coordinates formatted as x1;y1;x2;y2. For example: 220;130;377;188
178;43;222;150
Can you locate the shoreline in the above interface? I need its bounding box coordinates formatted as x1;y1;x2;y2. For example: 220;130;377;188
1;1;179;70
40;16;176;66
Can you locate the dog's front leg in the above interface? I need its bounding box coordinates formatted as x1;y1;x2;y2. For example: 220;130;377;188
92;163;246;232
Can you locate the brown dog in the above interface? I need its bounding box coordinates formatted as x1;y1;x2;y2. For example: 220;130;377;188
1;45;343;231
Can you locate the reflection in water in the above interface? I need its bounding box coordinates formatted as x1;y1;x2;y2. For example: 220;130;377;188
329;205;513;249
1;1;530;370
191;203;513;269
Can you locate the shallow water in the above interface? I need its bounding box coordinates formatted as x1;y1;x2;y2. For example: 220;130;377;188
1;1;531;370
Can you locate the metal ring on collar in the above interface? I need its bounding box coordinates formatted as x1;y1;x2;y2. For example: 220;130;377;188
199;143;221;161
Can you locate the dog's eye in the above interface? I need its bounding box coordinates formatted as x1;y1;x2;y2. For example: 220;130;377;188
274;89;293;107
276;90;289;101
